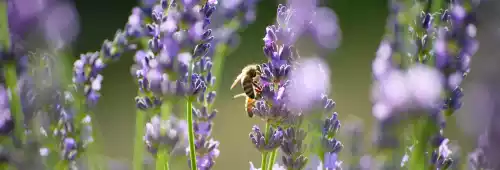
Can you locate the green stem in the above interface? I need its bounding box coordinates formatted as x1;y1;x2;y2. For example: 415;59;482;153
187;57;198;170
408;117;437;170
267;149;278;170
186;97;197;170
0;0;10;49
209;44;227;105
5;63;25;146
156;150;170;170
261;122;270;170
133;109;146;170
267;123;279;170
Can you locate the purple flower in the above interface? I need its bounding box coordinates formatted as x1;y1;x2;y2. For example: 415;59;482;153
286;57;330;112
0;85;14;135
434;2;478;113
371;64;443;120
430;136;453;169
73;52;105;108
133;1;221;169
323;152;343;170
7;0;80;49
280;1;342;50
186;138;220;170
144;115;188;155
281;127;308;170
309;7;342;50
249;125;283;152
207;0;259;53
192;106;216;136
249;162;286;170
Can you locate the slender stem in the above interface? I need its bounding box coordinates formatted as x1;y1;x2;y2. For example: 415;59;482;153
267;149;278;170
5;63;25;146
261;122;270;170
186;56;198;170
186;96;197;170
133;109;146;170
0;0;10;49
267;123;278;170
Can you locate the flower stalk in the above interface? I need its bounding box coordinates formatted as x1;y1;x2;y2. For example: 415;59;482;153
4;63;24;146
133;108;147;170
408;117;438;169
267;147;278;170
186;96;197;170
260;122;270;170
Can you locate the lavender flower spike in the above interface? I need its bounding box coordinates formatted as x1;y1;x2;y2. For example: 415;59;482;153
129;0;220;169
319;97;343;170
371;0;481;169
144;115;188;155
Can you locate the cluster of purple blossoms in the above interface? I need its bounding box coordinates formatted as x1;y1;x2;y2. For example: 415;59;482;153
67;0;154;166
144;115;188;156
0;85;14;136
435;2;478;116
208;0;260;53
372;0;479;169
319;96;343;170
246;3;343;170
130;0;220;169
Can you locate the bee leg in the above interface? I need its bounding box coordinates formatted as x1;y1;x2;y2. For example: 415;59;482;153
233;93;247;99
246;97;255;118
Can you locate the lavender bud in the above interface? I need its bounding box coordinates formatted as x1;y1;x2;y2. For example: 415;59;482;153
249;125;283;152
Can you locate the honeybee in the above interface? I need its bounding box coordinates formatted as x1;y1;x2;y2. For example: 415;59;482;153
231;64;263;117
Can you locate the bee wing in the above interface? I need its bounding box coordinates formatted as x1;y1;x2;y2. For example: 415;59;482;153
230;74;242;90
233;93;247;99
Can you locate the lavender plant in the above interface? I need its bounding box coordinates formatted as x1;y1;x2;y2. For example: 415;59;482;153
238;3;344;170
371;0;479;169
0;0;491;169
130;0;220;170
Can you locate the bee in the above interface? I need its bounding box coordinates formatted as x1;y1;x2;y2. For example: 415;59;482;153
231;64;263;117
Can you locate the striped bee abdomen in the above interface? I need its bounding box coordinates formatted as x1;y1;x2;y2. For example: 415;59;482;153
242;76;257;99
